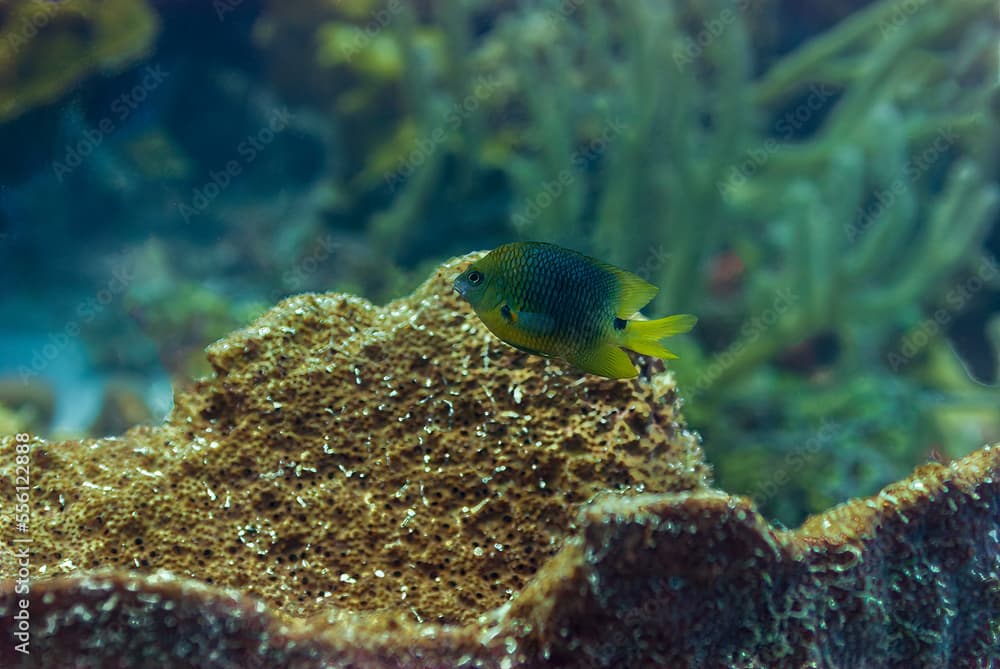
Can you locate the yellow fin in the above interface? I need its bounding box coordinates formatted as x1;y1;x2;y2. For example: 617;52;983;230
602;264;659;318
621;314;697;359
567;344;637;379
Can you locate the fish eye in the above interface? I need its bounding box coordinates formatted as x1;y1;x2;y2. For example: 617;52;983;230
467;270;483;285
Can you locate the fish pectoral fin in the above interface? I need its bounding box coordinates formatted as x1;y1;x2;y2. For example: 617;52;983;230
567;344;637;379
502;306;557;337
494;305;557;357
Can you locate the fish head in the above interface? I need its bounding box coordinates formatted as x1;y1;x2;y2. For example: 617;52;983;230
453;258;501;312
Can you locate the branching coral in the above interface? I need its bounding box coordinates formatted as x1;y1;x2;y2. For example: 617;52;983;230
687;0;1000;394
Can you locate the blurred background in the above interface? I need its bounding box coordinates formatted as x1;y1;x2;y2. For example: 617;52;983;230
0;0;997;527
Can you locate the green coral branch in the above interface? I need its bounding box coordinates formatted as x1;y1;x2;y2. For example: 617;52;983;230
753;0;994;109
588;0;755;313
857;160;1000;315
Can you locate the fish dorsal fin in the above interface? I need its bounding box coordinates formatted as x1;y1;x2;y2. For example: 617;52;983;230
601;264;659;318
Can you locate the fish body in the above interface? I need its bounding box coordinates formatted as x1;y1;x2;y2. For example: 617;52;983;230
453;242;696;378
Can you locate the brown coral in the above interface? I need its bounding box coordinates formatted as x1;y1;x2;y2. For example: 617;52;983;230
1;254;999;668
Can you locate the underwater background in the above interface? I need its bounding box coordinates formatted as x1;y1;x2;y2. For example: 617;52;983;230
0;0;997;529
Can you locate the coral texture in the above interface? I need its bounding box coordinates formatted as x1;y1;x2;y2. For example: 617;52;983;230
1;254;998;667
1;448;997;668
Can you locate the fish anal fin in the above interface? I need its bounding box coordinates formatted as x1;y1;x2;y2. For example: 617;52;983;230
567;344;637;379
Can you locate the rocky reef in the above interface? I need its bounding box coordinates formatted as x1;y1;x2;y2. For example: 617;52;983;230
1;254;998;668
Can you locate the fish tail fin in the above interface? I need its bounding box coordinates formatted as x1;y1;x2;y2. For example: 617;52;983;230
620;314;697;359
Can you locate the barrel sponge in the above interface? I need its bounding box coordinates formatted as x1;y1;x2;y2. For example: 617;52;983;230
0;253;707;626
